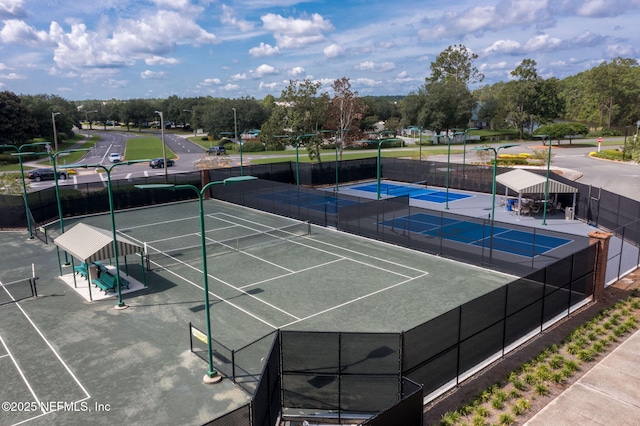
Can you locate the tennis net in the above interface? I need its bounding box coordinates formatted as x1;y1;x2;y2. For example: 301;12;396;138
146;222;311;269
385;181;428;197
0;278;37;306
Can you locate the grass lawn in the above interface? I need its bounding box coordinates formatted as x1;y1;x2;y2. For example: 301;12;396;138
124;137;176;160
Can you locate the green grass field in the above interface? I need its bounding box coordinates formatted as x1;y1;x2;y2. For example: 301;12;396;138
124;137;176;160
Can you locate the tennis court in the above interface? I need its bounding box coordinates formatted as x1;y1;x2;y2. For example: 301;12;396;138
350;182;473;203
381;213;573;257
258;189;358;213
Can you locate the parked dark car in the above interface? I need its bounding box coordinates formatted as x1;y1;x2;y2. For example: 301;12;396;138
149;158;175;168
206;146;226;155
27;168;67;181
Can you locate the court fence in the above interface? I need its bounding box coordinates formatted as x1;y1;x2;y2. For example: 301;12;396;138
196;239;595;425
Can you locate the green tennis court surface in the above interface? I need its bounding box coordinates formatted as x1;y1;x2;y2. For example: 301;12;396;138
0;199;517;424
381;213;572;257
351;182;473;203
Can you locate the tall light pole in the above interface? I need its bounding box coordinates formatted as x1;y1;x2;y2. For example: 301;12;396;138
1;142;49;239
72;160;150;309
445;134;454;209
135;175;257;384
154;111;168;180
232;107;242;176
473;144;517;261
13;149;90;265
461;127;478;178
534;135;553;225
417;126;423;161
51;112;60;166
85;110;98;138
364;130;395;200
623;126;630;160
319;129;349;192
275;134;315;186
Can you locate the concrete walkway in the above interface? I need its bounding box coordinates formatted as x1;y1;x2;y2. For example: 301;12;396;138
525;328;640;426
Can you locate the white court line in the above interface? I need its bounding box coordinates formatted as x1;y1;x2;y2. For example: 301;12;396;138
122;233;287;327
280;273;429;328
0;334;45;415
119;215;201;230
240;258;345;290
147;223;240;245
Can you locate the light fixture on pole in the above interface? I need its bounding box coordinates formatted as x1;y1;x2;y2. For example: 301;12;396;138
51;112;60;166
72;160;150;309
135;175;257;384
534;135;553;225
473;144;517;261
154;111;168;180
232;107;242;176
1;142;49;239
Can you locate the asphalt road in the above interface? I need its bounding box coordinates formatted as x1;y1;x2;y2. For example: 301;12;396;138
24;132;640;201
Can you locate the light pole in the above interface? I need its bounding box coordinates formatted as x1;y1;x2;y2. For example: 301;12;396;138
154;111;168;180
534;135;553;225
51;112;60;166
623;126;630;160
232;107;243;176
460;127;478;178
445;134;455;209
473;144;517;261
319;129;349;192
85;110;98;138
1;142;49;239
275;134;315;186
364;130;395;200
73;160;150;309
13;149;90;264
135;175;257;384
417;126;423;161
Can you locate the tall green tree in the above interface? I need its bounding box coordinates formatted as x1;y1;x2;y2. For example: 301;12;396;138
0;91;38;146
325;77;366;159
427;44;484;85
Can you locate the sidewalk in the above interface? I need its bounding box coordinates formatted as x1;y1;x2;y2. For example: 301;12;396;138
525;328;640;426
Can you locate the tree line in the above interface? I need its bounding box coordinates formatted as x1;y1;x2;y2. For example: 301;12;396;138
2;45;639;159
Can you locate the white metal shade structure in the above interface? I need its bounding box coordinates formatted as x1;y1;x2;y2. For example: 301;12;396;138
54;223;145;300
495;169;578;217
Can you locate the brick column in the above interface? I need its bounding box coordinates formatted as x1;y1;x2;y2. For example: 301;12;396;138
588;230;613;301
201;169;211;200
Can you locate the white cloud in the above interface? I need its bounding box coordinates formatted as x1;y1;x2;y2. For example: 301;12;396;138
259;81;278;90
482;40;522;56
0;19;53;46
202;78;221;85
0;72;25;79
222;83;240;91
251;64;279;78
141;70;167;79
356;61;396;72
288;66;305;77
249;42;280;57
230;73;247;81
524;34;563;51
605;43;637;57
261;13;333;49
221;4;255;32
354;77;382;87
323;43;344;58
0;0;26;19
145;56;179;66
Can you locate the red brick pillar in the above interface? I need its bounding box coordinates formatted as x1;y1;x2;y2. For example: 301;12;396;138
201;169;211;200
588;230;613;301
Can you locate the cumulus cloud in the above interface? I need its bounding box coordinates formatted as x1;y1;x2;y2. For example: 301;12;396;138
249;42;280;57
259;81;278;90
230;73;247;81
354;77;382;87
0;72;25;79
222;83;240;91
288;66;305;77
0;19;53;46
201;78;221;85
524;34;563;51
251;64;279;78
356;61;396;72
323;43;344;58
261;13;333;49
0;0;27;19
145;56;179;65
606;43;638;57
141;70;167;79
576;0;636;17
221;4;255;32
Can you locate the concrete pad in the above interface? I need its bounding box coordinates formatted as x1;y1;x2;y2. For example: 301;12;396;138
59;267;146;302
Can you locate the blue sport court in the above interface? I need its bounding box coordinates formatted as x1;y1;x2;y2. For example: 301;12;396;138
259;190;358;213
351;182;473;203
381;213;573;257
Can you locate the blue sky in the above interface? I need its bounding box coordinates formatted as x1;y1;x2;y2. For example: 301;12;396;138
1;0;639;100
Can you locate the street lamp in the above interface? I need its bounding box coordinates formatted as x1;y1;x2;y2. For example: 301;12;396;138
51;112;60;166
12;148;90;265
275;134;315;186
473;144;517;261
135;175;257;384
364;130;395;200
319;129;349;192
534;135;553;225
623;126;630;160
1;142;49;239
72;160;151;309
232;107;243;176
154;111;168;180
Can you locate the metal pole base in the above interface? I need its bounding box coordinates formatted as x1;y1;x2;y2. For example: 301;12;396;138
203;372;223;384
114;303;129;310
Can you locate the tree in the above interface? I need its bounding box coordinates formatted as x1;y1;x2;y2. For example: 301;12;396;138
0;91;38;146
533;123;588;145
427;44;484;85
325;77;366;159
418;80;475;134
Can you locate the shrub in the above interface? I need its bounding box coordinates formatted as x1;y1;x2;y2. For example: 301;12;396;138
241;140;266;152
511;399;531;416
498;413;515;425
439;410;461;425
535;384;549;396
